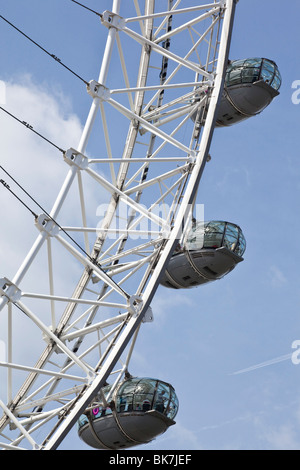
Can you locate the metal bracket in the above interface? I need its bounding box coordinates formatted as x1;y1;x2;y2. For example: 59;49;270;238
186;154;196;165
101;10;125;30
142;306;154;323
42;326;64;354
87;80;111;101
63;148;89;170
127;297;153;322
35;214;60;237
127;295;143;316
0;278;21;303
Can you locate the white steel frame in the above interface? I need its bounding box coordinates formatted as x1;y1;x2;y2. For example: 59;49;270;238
0;0;237;450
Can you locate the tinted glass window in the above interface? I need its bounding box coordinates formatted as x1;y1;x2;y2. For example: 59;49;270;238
225;58;281;91
185;221;246;257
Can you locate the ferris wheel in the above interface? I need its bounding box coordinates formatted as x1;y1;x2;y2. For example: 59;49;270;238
0;0;281;450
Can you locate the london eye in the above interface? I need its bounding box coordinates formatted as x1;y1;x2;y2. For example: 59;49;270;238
0;1;282;450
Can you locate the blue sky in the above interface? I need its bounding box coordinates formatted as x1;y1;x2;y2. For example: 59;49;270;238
1;0;300;450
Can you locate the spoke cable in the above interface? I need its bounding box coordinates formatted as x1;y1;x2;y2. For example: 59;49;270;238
0;15;89;86
69;0;102;17
0;166;130;299
0;106;66;154
0;166;100;269
0;178;38;219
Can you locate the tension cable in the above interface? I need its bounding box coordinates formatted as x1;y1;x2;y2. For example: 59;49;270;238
0;106;66;154
0;14;89;86
69;0;102;17
0;166;98;268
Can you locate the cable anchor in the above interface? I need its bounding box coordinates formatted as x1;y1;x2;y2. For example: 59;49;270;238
35;214;60;237
63;148;89;170
101;11;125;30
87;80;111;101
0;278;21;303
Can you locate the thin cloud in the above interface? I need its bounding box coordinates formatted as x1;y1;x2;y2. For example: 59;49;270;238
231;353;292;375
268;265;288;288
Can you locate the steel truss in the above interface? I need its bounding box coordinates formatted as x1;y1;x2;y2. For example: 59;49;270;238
0;0;237;450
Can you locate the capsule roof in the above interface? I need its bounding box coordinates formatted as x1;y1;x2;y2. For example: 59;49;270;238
225;58;282;92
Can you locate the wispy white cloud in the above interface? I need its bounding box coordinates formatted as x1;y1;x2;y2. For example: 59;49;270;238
215;166;252;192
0;76;112;276
258;421;300;450
143;418;204;450
0;78;89;367
0;78;85;276
268;265;288;288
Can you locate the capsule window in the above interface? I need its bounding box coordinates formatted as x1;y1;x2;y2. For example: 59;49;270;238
185;221;246;257
154;382;170;414
77;414;88;429
166;388;179;420
225;58;281;92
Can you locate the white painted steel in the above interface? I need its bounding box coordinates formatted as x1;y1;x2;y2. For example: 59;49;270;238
0;0;237;450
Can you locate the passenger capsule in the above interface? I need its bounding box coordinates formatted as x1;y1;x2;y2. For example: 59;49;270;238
160;221;246;289
192;58;281;127
77;377;179;450
216;58;282;126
